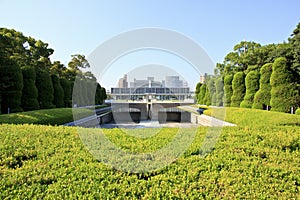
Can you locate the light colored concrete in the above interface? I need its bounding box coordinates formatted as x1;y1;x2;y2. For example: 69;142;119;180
178;106;236;127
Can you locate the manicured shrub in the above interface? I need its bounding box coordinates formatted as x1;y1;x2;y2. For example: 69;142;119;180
21;66;39;111
215;76;224;106
296;108;300;115
253;63;272;110
240;71;260;108
36;70;55;109
270;57;299;113
51;75;65;108
223;74;233;107
203;83;211;106
0;65;23;113
231;72;245;107
95;83;107;105
195;82;201;102
198;84;206;105
60;78;72;107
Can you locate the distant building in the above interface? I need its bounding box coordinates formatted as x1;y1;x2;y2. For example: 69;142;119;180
130;77;163;88
118;74;128;88
165;76;183;88
111;75;190;101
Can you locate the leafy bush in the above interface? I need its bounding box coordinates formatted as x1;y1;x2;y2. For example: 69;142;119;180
60;78;72;107
0;64;23;113
0;109;299;199
36;70;55;109
231;72;245;107
21;66;39;111
223;74;233;106
253;63;272;110
198;84;207;105
240;71;260;108
270;57;299;112
296;108;300;115
215;77;224;106
51;74;64;108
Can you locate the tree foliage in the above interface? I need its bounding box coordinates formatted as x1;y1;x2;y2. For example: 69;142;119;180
0;64;23;113
215;77;224;106
252;63;272;110
51;75;65;108
36;70;55;109
21;66;39;111
231;72;245;107
223;74;233;106
270;57;299;112
240;71;260;108
0;28;106;113
198;84;207;105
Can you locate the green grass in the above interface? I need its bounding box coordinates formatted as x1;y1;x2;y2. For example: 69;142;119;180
0;107;299;198
0;108;94;125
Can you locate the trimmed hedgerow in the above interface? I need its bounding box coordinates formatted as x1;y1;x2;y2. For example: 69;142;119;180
223;74;233;107
21;66;39;111
36;70;55;109
231;72;245;107
240;71;260;108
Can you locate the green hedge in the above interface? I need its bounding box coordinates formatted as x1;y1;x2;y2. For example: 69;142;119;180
36;70;55;109
231;72;245;107
21;66;39;111
51;75;64;108
198;84;206;105
60;78;72;107
223;74;233;106
270;57;299;112
253;63;272;110
0;64;23;113
240;71;260;108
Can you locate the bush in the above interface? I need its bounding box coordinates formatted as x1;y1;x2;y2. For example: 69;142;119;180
51;75;64;108
198;84;206;105
296;108;300;115
195;82;201;100
223;74;233;106
240;71;260;108
21;66;39;111
0;64;23;113
215;76;224;106
36;70;55;109
253;63;272;110
231;72;245;107
270;57;299;113
60;78;72;107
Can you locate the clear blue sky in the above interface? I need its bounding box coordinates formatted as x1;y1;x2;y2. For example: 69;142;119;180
1;0;299;90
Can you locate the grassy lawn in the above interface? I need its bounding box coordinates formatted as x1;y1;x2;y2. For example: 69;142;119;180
0;108;95;125
0;107;299;198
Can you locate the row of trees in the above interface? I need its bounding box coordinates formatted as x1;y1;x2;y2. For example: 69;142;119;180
196;22;300;113
0;28;106;114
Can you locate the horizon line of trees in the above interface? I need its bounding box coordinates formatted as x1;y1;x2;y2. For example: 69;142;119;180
195;22;300;113
0;28;106;114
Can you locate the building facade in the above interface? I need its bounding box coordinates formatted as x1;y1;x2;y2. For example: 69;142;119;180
111;75;191;101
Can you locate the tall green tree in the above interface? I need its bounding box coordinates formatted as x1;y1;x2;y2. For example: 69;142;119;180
198;84;207;105
240;71;260;108
270;57;299;113
0;64;23;113
60;78;72;107
231;72;246;107
51;75;64;108
36;70;54;109
195;82;202;103
253;63;272;110
21;66;39;111
223;74;234;106
215;76;224;106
